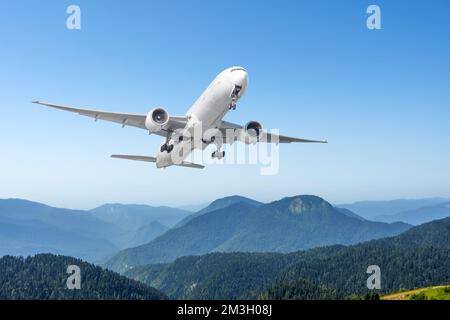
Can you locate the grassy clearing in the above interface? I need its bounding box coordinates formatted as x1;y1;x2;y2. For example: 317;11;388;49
382;285;450;300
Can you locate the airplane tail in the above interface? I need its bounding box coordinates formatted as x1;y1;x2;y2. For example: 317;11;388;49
111;154;205;169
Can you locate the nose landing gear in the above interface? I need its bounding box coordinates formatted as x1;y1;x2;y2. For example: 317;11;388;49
228;85;242;110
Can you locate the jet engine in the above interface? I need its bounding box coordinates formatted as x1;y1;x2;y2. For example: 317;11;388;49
243;121;263;144
245;121;262;138
145;108;169;133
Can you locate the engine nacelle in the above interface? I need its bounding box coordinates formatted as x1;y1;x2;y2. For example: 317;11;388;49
245;121;262;137
243;121;263;144
145;108;169;133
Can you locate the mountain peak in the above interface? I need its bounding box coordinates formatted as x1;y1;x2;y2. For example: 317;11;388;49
273;195;332;215
173;195;262;228
289;196;332;215
198;195;262;214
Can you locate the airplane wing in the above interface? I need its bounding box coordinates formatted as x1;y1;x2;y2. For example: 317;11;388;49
33;101;188;137
219;120;327;144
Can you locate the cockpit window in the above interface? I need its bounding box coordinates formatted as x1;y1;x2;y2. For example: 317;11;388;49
230;67;246;72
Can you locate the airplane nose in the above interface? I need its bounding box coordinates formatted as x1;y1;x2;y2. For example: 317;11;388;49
234;69;248;92
239;70;248;88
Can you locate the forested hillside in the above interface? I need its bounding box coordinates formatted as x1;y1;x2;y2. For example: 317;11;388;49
0;254;166;300
125;217;450;299
108;195;410;272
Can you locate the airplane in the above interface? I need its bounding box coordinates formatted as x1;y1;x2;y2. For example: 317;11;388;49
33;66;327;169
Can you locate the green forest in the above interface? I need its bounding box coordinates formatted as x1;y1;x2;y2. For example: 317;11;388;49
0;254;166;300
126;216;450;299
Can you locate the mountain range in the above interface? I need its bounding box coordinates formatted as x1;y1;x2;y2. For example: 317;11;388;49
2;194;450;300
90;203;189;229
2;194;450;272
106;195;411;273
125;216;450;299
338;197;450;220
0;199;189;262
374;202;450;225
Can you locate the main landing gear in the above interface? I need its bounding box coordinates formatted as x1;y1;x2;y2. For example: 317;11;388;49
212;150;225;160
206;136;225;159
161;130;174;153
160;143;174;153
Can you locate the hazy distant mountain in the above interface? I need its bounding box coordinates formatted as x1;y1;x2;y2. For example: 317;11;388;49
336;208;366;221
374;202;450;225
338;198;450;220
90;203;190;229
177;203;209;212
129;221;169;247
174;195;262;228
126;216;450;299
0;254;166;300
0;199;181;262
107;195;411;273
0;199;122;261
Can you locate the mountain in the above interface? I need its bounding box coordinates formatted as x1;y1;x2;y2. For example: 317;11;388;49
177;202;209;212
374;202;450;225
107;195;411;273
90;203;190;229
338;198;450;220
0;215;118;262
125;216;450;300
174;195;262;228
0;199;182;262
336;208;366;221
129;221;169;247
0;254;166;299
0;199;122;262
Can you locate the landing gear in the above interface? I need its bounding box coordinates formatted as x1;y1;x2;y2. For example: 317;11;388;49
160;143;174;153
212;150;225;159
161;130;175;153
228;85;242;110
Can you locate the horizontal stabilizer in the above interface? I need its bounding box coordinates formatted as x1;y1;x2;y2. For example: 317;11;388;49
111;154;157;162
111;154;204;169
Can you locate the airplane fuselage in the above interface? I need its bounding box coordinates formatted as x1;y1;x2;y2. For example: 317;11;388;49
155;66;248;168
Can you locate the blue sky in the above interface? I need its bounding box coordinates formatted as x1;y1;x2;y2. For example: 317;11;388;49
1;0;449;209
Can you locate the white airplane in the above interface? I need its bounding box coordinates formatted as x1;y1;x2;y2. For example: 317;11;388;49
34;66;326;169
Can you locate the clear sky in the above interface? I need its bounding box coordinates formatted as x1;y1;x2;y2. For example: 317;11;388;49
1;0;449;209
